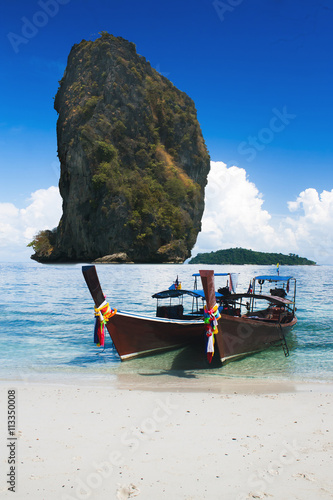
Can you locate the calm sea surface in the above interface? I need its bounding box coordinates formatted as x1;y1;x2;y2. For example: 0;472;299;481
1;262;332;383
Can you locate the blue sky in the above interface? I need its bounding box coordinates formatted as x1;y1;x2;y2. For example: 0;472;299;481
1;0;333;262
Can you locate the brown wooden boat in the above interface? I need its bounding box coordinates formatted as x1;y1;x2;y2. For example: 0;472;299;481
82;266;297;364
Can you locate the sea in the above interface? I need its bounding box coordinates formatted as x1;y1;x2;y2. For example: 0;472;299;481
1;262;332;384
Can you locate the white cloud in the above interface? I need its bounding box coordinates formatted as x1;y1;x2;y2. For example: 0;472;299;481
192;161;333;264
0;186;62;261
284;188;333;264
1;170;333;264
193;161;280;254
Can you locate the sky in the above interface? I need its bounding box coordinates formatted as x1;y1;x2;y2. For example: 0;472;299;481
0;0;332;263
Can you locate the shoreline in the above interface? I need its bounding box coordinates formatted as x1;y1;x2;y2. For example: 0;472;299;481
1;377;332;499
2;369;333;392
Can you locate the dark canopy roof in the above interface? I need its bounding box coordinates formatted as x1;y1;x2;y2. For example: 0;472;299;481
152;289;222;300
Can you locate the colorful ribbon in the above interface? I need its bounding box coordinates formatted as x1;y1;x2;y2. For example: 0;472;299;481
204;303;221;363
94;300;117;347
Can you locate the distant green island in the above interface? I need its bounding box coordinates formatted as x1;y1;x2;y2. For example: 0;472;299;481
189;248;316;265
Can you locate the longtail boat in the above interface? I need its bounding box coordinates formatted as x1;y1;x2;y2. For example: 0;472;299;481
82;266;297;364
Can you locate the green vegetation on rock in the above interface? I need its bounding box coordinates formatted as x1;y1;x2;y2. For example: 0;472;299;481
27;229;57;260
189;247;316;265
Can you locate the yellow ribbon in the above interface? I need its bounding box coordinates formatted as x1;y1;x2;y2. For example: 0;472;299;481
94;302;117;323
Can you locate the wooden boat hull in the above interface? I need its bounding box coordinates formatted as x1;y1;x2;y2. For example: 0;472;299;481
214;314;297;363
103;310;297;362
105;312;204;360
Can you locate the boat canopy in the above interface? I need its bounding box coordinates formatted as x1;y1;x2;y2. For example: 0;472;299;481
152;289;222;300
254;275;293;282
225;292;293;305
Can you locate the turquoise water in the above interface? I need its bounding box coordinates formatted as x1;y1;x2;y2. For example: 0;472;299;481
1;262;332;383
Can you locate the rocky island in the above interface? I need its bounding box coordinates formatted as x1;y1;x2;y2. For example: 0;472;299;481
29;32;210;263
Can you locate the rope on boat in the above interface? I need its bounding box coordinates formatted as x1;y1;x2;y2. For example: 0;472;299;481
204;303;221;363
93;300;117;348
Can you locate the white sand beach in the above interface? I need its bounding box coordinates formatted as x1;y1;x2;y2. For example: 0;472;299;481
1;376;332;500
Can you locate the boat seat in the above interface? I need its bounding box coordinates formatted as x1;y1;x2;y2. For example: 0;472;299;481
156;304;184;319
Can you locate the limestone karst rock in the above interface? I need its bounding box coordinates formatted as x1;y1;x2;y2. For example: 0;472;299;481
33;32;210;263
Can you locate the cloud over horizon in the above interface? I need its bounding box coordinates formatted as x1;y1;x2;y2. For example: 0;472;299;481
193;162;333;264
0;163;332;264
285;188;333;264
193;162;276;255
0;186;62;261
